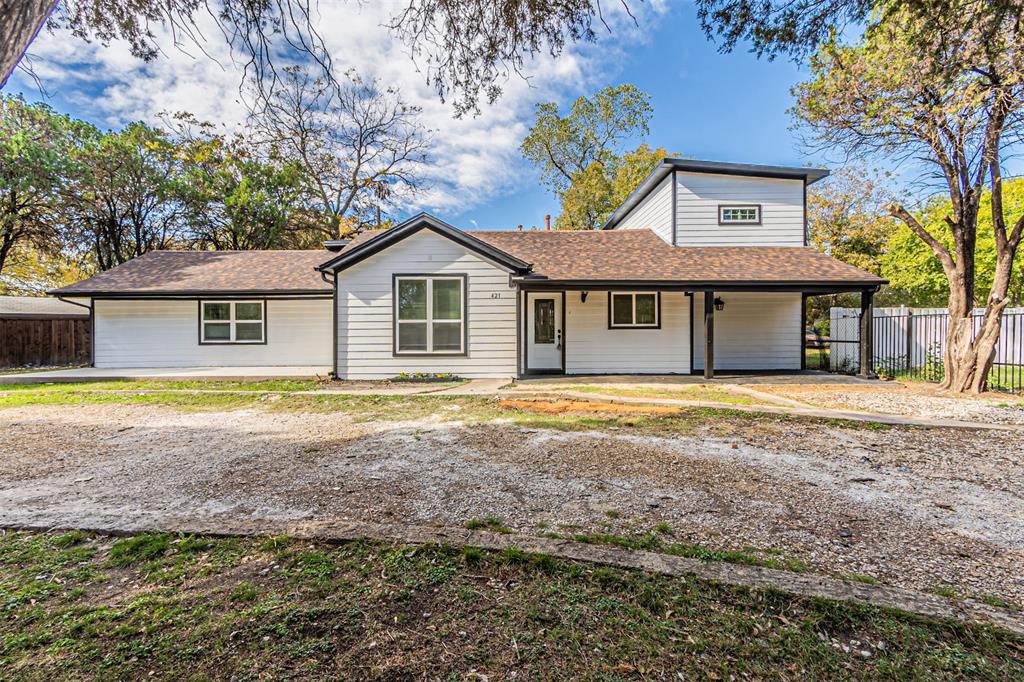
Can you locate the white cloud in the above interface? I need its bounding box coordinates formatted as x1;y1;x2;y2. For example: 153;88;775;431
11;1;668;217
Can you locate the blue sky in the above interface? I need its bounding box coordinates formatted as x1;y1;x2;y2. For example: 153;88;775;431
8;2;823;231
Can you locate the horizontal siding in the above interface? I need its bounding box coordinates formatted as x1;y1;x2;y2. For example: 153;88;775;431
616;173;673;243
337;229;518;379
693;292;801;370
565;291;690;374
94;298;332;368
675;172;805;246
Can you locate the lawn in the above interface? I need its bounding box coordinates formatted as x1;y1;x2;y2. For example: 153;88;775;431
566;384;774;406
0;531;1020;680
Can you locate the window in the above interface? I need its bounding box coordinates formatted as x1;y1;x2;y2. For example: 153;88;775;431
534;299;555;344
394;275;465;354
718;204;761;224
200;300;265;344
608;292;660;329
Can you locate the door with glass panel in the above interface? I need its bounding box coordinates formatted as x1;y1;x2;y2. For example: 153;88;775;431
526;293;562;372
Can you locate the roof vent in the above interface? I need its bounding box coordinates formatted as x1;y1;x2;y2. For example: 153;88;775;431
323;239;351;252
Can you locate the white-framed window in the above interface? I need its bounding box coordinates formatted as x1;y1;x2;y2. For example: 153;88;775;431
718;204;761;224
609;292;660;329
394;275;465;355
200;300;265;344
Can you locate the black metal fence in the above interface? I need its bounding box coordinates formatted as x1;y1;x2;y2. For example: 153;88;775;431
824;307;1024;394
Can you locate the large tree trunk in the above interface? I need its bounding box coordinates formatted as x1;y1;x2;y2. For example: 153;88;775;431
0;0;57;89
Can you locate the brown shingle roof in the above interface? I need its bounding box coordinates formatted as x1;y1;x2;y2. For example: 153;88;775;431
469;229;884;285
50;250;333;295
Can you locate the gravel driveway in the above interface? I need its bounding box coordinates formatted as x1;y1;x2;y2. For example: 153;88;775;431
1;402;1021;605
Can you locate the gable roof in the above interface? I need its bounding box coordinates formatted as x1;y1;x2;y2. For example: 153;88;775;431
49;250;333;297
317;213;532;274
603;158;829;231
469;229;884;287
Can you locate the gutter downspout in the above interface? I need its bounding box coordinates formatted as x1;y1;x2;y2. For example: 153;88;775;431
320;270;338;380
56;296;94;367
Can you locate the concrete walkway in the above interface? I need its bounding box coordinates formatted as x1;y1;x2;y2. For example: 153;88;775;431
0;366;333;384
502;388;1024;431
8;519;1021;636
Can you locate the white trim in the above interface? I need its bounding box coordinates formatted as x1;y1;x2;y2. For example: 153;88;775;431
200;300;265;344
393;276;465;355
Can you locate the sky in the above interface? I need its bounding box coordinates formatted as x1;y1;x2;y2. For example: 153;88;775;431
7;1;825;231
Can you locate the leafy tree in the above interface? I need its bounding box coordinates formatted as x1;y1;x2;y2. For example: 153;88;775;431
0;245;88;296
171;118;321;250
521;84;658;230
804;167;897;328
62;122;187;270
252;66;431;238
794;6;1024;393
0;95;81;278
882;180;1024;308
557;143;668;230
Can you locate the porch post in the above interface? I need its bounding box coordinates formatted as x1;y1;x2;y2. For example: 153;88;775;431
859;288;876;379
704;290;715;380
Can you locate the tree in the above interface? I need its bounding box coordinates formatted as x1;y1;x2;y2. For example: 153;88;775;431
0;95;80;278
63;122;187;270
803;167;896;328
557;143;668;230
171;117;321;250
882;180;1024;308
252;66;431;238
521;84;655;230
794;6;1024;393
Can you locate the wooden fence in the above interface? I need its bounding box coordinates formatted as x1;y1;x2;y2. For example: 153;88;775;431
0;317;91;368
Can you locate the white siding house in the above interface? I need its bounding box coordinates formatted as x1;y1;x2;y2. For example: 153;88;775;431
335;229;519;379
53;159;886;379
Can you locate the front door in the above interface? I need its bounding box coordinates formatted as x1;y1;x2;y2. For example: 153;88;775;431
526;293;563;372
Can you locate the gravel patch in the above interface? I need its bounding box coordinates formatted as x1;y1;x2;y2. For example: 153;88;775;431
759;383;1024;424
0;402;1021;605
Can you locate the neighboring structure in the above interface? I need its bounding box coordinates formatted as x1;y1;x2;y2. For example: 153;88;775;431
0;296;91;368
51;159;886;379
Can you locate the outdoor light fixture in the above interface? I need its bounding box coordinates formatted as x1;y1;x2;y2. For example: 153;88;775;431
714;297;726;311
581;291;589;303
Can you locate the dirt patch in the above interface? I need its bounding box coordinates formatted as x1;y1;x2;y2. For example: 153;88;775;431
0;401;1021;606
498;398;683;415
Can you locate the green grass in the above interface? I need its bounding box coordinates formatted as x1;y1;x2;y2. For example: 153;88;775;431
464;516;512;534
0;378;326;392
0;530;1019;680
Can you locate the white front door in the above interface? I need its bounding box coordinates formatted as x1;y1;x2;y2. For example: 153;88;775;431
526;293;563;372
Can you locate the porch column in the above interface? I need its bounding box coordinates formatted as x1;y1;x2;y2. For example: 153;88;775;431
859;288;876;378
704;291;715;380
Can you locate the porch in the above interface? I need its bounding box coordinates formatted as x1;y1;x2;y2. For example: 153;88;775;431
517;284;880;380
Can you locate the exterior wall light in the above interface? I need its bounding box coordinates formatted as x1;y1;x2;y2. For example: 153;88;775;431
714;297;725;311
581;291;589;303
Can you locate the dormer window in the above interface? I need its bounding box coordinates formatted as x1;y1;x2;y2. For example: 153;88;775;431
719;205;761;225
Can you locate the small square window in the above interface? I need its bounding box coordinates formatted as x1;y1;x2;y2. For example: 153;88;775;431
609;292;660;329
719;205;761;224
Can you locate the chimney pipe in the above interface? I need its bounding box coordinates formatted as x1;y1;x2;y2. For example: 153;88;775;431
517;224;523;232
545;214;551;231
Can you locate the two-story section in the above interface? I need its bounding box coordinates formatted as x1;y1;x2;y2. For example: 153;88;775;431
603;159;869;376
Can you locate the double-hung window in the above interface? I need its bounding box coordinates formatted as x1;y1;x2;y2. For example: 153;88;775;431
609;292;659;329
718;204;761;224
200;301;265;343
394;275;465;354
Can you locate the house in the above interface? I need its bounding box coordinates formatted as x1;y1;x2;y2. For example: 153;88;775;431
0;296;91;368
50;159;886;379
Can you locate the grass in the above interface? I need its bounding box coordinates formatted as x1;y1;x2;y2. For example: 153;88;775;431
464;516;512;534
0;530;1019;680
0;383;900;433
